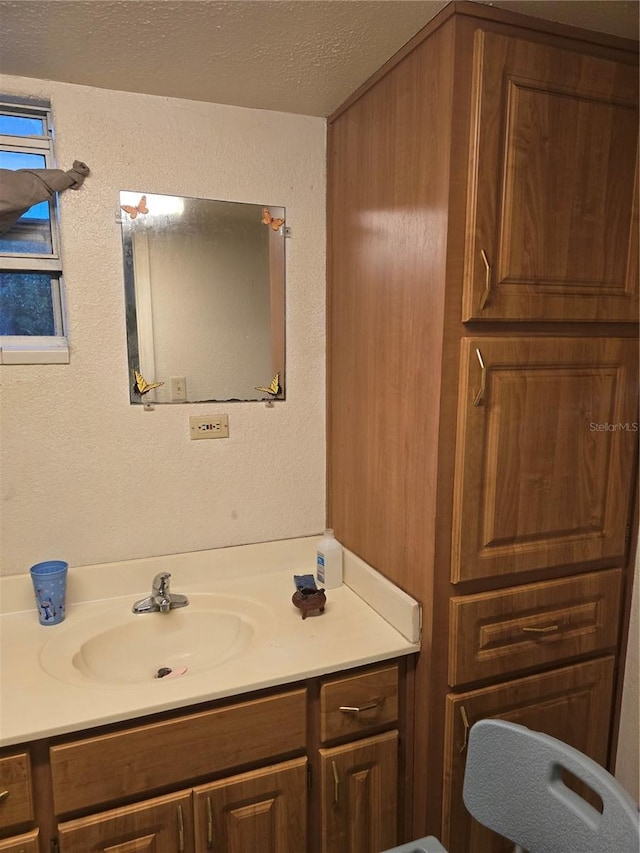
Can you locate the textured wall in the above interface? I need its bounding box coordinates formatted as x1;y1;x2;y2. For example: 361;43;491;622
0;75;326;575
615;545;639;801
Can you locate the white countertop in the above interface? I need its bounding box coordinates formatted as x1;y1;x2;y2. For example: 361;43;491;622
0;537;421;747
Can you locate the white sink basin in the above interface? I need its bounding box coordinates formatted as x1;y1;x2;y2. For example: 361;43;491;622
39;593;276;687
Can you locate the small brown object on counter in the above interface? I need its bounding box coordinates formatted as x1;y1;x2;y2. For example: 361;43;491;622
292;588;326;619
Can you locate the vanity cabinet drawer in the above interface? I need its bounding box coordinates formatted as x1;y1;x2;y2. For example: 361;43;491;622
0;830;39;853
50;688;306;815
448;569;622;686
320;665;398;742
0;753;34;831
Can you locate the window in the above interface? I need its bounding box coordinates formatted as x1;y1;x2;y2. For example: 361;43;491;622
0;98;69;363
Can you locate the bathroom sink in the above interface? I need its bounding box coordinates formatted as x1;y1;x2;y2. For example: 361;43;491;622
39;593;276;687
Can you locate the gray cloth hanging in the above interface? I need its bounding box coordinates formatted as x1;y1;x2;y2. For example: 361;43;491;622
0;160;90;233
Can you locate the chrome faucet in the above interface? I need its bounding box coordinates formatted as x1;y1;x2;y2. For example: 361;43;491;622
132;572;189;614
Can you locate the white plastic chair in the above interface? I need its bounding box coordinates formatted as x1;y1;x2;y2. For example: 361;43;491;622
462;719;640;853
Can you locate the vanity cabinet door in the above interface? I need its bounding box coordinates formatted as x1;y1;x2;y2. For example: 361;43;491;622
319;730;398;853
441;657;614;853
0;753;34;832
57;790;194;853
193;758;307;853
451;337;638;583
0;830;39;853
462;29;638;322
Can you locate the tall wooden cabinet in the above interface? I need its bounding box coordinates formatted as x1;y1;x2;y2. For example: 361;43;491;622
327;2;639;850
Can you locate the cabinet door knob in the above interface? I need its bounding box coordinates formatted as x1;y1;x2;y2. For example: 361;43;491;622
339;698;382;713
478;249;492;310
0;790;9;803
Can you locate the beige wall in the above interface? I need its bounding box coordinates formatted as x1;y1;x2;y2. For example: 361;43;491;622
0;75;326;574
615;544;639;801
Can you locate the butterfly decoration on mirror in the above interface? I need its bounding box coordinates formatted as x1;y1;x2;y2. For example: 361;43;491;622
121;195;149;219
133;370;164;396
255;372;281;398
261;208;285;231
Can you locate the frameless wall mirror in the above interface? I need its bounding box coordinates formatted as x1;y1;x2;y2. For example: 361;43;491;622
119;191;286;403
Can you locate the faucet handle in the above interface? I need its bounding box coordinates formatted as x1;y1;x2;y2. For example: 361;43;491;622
153;572;171;594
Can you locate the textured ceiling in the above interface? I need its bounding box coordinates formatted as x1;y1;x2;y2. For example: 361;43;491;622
0;0;637;117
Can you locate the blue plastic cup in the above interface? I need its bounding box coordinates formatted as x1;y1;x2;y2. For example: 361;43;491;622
30;560;68;625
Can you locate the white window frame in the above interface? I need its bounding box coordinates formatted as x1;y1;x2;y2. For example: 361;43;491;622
0;98;69;364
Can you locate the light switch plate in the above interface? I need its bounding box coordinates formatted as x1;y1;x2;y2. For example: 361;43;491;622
170;376;187;402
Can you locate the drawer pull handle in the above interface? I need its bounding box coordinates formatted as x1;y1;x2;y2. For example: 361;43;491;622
478;249;492;310
177;803;185;852
332;760;340;807
206;795;214;848
522;624;559;633
339;698;382;714
459;705;470;754
473;348;486;407
0;790;9;803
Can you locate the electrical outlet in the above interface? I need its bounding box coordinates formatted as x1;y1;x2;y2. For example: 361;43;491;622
189;414;229;440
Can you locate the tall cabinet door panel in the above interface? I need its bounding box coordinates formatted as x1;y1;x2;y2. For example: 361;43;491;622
463;30;639;322
452;337;638;583
441;657;615;852
192;758;307;853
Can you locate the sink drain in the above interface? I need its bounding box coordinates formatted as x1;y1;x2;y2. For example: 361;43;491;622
155;665;188;679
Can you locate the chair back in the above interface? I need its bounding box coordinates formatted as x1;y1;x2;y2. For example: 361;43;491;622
463;719;639;853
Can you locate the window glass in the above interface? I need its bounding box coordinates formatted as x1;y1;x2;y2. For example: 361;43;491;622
0;113;46;136
0;145;54;254
0;272;57;335
0;98;66;356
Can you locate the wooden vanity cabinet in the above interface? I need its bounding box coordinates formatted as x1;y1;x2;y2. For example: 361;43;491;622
0;752;37;853
462;29;638;323
6;660;409;853
327;2;639;849
319;731;398;853
0;831;39;853
57;789;194;853
193;758;307;853
452;336;638;583
442;656;615;851
0;753;34;835
317;665;401;852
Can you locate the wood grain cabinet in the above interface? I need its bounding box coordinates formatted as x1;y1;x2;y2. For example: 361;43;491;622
0;753;34;835
0;753;36;853
452;337;638;583
59;758;308;853
441;657;615;852
57;790;194;853
5;662;410;853
449;569;622;686
319;731;398;853
0;830;39;853
327;3;639;850
462;30;638;322
193;758;307;853
316;667;401;853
